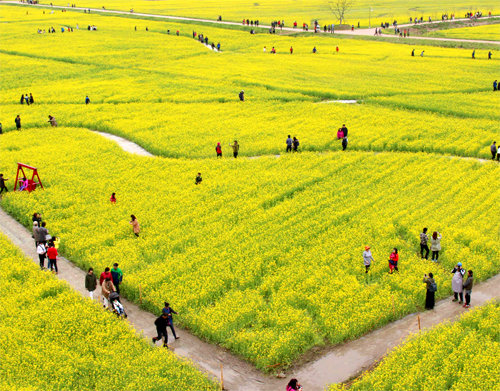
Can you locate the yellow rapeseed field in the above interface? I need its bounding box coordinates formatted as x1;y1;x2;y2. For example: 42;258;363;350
0;232;218;390
329;301;500;391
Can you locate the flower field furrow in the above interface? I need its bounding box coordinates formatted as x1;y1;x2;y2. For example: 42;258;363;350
0;127;498;369
0;232;218;390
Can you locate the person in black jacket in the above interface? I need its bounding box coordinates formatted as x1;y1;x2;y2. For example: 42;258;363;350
239;90;244;101
152;314;169;347
341;124;348;137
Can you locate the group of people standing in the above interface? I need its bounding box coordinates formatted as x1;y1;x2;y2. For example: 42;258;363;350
215;140;240;158
363;227;476;311
20;93;34;105
32;213;59;273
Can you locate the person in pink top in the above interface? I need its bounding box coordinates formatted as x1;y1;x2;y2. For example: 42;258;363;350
388;248;399;274
286;378;302;391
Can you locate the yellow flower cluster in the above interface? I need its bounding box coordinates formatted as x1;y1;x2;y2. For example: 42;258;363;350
329;301;500;391
0;232;218;390
0;128;498;369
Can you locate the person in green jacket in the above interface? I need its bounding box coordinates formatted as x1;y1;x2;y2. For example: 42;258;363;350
85;268;97;299
111;263;123;294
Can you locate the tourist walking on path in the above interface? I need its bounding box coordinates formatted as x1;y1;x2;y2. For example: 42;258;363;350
420;227;429;259
216;142;222;158
46;241;58;274
286;378;302;390
36;241;47;269
430;231;442;262
463;270;473;308
0;174;8;194
363;246;374;273
99;267;112;306
101;277;116;309
85;267;97;299
423;272;437;309
451;263;465;303
286;135;293;152
130;215;140;237
111;263;123;294
231;140;239;158
15;115;21;130
162;302;180;340
388;248;399;274
491;142;497;160
152;313;170;347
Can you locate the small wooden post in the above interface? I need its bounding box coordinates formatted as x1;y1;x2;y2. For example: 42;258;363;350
139;284;143;304
220;363;224;390
417;314;421;331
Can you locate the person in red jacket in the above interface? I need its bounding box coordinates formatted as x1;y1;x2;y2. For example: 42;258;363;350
110;192;116;203
388;248;399;274
46;242;58;274
100;267;112;285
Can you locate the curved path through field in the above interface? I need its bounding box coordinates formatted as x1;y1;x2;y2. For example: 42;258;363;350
1;129;498;390
2;1;500;45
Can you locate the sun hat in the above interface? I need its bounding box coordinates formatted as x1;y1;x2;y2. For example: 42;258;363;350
457;262;462;266
365;246;370;250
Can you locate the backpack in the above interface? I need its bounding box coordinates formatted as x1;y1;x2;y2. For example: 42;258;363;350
429;282;437;292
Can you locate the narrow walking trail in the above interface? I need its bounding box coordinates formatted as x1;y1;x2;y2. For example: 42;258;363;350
3;1;499;45
96;131;154;156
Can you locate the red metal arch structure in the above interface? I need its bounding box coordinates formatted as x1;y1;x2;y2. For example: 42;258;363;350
13;163;44;192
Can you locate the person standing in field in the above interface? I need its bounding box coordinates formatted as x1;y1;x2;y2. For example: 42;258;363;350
423;272;436;309
342;136;348;151
490;142;497;160
239;90;245;101
411;48;415;56
85;267;97;299
46;241;58;274
110;192;116;203
0;122;2;134
29;93;34;104
430;231;442;262
216;142;222;158
363;246;374;273
0;174;9;194
111;263;123;294
292;137;299;152
15;115;21;130
231;140;239;158
290;46;293;54
36;241;47;269
130;215;140;237
25;94;30;105
152;313;170;347
488;51;492;59
462;270;473;308
162;302;180;340
20;94;25;105
388;248;399;274
48;115;57;127
471;49;475;59
494;80;498;91
451;262;465;304
340;124;348;138
286;135;293;152
85;95;90;104
336;46;339;53
419;227;429;259
195;172;202;185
